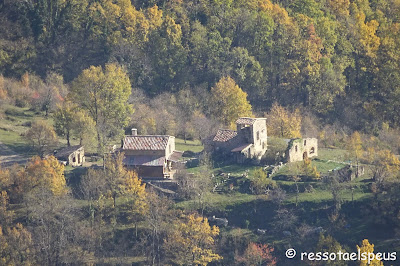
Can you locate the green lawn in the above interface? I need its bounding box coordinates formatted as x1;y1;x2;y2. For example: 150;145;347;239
175;138;204;153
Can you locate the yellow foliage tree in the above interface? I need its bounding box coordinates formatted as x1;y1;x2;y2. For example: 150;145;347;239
0;191;13;227
300;158;321;181
357;239;384;266
164;213;222;265
21;156;67;196
354;10;380;58
267;102;302;138
0;223;34;265
347;131;363;177
210;76;252;128
119;169;147;237
365;148;400;182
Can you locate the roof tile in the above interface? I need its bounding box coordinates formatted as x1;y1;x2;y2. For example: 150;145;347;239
213;129;237;142
123;136;170;151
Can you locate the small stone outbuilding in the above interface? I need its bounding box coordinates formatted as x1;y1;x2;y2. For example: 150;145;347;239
54;145;85;166
330;164;365;182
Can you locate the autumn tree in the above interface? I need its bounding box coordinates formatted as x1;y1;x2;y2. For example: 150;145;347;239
70;63;132;152
347;131;363;177
314;234;347;266
119;169;147;237
31;72;68;116
164;213;222;265
267;102;302;138
0;191;13;227
0;224;35;265
210;76;252;128
365;148;400;183
20;156;68;196
236;242;276;266
25;120;58;157
299;158;321;181
357;239;384;266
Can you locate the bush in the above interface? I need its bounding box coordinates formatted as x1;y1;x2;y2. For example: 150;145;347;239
262;137;288;164
249;168;277;194
5;107;25;117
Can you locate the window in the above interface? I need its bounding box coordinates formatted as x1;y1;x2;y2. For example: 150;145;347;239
257;131;260;140
310;147;315;154
72;156;76;163
295;145;298;152
304;140;307;146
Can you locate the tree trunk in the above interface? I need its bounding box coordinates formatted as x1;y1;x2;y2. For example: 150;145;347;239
67;131;70;146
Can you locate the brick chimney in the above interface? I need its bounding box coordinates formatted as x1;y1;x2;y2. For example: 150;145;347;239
131;128;138;136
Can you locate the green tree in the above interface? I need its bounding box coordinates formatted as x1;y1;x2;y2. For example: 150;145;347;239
72;109;96;147
70;63;132;152
53;102;75;146
210;76;252;128
249;168;277;195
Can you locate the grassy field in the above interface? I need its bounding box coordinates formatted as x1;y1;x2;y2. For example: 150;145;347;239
175;138;204;153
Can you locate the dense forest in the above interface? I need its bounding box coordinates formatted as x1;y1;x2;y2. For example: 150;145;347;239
1;0;400;265
1;0;400;129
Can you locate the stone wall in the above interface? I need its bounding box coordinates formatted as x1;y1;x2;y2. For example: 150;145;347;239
250;119;268;159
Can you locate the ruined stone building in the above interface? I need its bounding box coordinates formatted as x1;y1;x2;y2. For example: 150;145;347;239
211;117;268;163
329;164;365;182
285;138;318;162
54;145;85;166
121;129;183;179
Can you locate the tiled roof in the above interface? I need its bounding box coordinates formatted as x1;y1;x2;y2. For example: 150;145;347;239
55;145;83;159
213;129;237;142
235;117;257;125
123;136;170;151
123;155;165;166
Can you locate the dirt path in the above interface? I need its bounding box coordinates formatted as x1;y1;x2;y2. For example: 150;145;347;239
0;141;28;167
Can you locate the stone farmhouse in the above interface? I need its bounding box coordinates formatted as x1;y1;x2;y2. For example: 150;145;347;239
121;129;183;179
211;117;268;163
54;145;85;166
209;117;319;164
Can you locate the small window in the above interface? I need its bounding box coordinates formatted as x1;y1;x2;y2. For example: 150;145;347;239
304;140;307;146
72;156;76;163
310;147;315;154
262;142;265;149
295;145;298;152
257;131;260;140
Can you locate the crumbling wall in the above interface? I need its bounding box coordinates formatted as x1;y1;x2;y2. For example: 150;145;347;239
286;138;318;162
